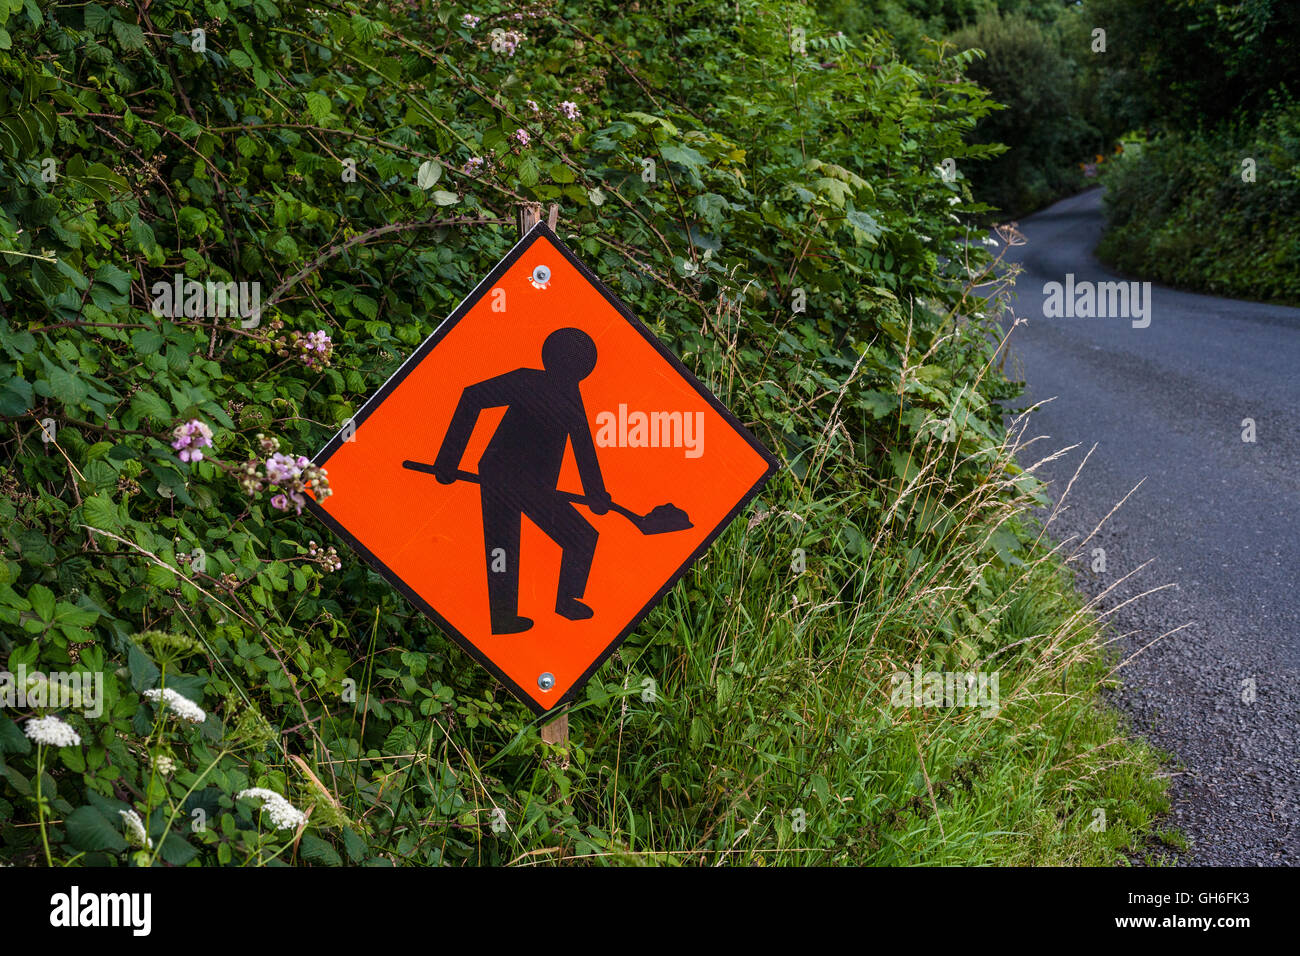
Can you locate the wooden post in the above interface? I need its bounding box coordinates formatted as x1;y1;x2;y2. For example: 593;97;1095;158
515;201;558;234
516;200;569;747
540;711;568;745
517;201;542;234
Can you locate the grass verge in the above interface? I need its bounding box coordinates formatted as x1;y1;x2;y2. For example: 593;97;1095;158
440;410;1175;866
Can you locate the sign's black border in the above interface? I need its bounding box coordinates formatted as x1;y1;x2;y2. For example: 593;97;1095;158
306;222;780;717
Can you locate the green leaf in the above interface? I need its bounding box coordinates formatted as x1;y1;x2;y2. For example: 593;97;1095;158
518;157;539;187
47;367;88;407
66;805;129;853
416;159;442;189
83;4;112;33
0;716;32;755
660;144;707;170
29;258;63;297
353;295;378;320
130;389;171;421
146;564;177;589
815;177;852;207
159;832;199;865
129;215;157;253
132;329;164;354
54;602;98;626
62;747;86;773
270;233;299;258
111;19;145;51
430;189;459;206
27;583;55;622
0;324;36;356
127;643;159;692
0;377;32;415
305;91;332;124
300;833;342;865
845;208;882;239
810;772;829;807
1;763;31;796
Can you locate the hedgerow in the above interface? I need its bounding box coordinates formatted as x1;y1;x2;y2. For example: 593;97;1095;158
1097;105;1300;305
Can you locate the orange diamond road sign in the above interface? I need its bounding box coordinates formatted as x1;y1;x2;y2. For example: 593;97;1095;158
308;223;778;714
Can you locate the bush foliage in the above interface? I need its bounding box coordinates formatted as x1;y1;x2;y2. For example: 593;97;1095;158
1087;0;1300;304
1097;105;1300;304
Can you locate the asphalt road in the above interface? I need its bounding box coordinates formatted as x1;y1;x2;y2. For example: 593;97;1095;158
999;188;1300;865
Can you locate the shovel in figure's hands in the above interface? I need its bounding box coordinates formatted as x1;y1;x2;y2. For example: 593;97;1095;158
401;460;693;536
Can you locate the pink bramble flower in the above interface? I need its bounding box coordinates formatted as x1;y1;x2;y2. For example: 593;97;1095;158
559;101;581;120
237;459;264;494
300;462;332;505
461;13;480;28
289;329;333;369
526;99;540;113
462;156;485;176
512;128;530;147
171;420;214;464
490;28;523;56
270;488;308;514
265;452;303;485
255;442;331;516
263;454;330;515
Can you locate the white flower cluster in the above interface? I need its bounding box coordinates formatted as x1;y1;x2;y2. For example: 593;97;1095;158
24;715;81;748
237;788;307;831
154;755;176;775
143;687;206;724
119;809;154;850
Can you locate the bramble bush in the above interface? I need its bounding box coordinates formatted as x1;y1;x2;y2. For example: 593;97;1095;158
0;0;1167;865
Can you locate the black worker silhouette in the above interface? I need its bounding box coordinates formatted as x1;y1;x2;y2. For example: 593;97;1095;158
431;328;611;634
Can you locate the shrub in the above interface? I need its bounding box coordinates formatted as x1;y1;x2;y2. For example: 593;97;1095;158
948;11;1100;217
1098;102;1300;304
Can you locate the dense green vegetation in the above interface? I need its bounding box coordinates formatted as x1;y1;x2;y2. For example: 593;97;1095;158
824;1;1116;218
1097;111;1300;304
0;0;1170;865
1090;0;1300;303
830;0;1300;299
947;10;1102;218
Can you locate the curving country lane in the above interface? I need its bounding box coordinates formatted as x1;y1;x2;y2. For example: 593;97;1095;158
1000;188;1300;865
